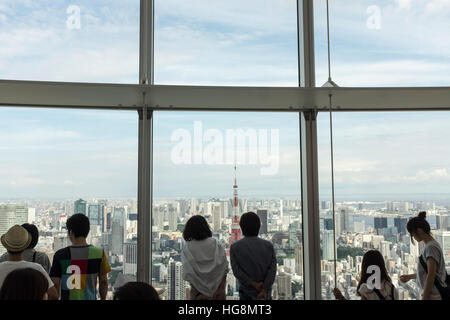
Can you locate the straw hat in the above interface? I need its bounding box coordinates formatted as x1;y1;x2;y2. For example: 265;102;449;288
1;225;31;253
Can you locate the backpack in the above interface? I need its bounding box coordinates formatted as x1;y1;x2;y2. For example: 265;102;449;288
372;282;395;300
419;255;450;301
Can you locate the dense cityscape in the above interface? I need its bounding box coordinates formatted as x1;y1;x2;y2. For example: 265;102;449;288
0;197;449;300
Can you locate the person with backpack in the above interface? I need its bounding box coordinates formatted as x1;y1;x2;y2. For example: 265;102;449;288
334;250;398;300
399;211;449;301
0;223;51;273
0;225;57;300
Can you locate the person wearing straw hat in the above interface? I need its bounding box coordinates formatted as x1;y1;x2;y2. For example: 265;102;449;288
0;225;58;300
0;223;51;273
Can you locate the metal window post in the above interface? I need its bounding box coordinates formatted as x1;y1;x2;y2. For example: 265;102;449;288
137;0;154;284
298;0;315;88
300;110;322;300
298;0;321;300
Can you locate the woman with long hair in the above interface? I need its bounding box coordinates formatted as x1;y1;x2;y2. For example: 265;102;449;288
399;211;449;300
334;250;398;300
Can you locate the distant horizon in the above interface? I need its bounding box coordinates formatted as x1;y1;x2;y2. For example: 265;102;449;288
1;192;450;203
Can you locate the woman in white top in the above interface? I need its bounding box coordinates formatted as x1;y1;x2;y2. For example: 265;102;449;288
181;215;229;300
334;250;398;300
400;211;449;300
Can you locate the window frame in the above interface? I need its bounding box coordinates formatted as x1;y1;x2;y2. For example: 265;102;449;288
0;0;449;300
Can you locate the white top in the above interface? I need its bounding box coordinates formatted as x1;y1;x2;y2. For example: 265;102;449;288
0;261;54;289
359;280;399;300
181;238;229;297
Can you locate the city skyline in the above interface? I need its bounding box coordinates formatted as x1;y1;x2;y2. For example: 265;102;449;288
1;196;448;300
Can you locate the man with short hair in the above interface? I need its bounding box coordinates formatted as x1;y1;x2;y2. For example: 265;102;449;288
230;212;277;300
50;213;111;300
0;225;58;299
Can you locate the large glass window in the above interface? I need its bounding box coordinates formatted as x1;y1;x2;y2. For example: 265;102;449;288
0;0;139;83
315;0;450;86
0;107;138;299
154;0;298;86
152;111;304;300
318;111;450;300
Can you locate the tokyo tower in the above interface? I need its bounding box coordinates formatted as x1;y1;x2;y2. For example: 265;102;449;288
228;164;241;255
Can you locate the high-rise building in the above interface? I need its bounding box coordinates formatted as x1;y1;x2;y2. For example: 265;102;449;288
240;199;248;214
336;208;350;235
168;205;177;231
177;200;188;219
28;208;36;224
279;199;284;220
277;272;292;300
436;215;449;231
374;217;388;234
257;209;268;235
112;207;125;256
434;231;450;266
65;200;74;217
168;259;186;300
104;210;112;232
190;198;198;216
123;240;137;276
74;199;87;215
324;218;334;231
0;204;28;255
221;200;230;219
213;204;222;232
152;263;163;283
88;203;104;228
323;230;335;261
272;282;279;300
380;241;391;260
386;202;395;212
295;244;303;276
156;207;165;231
394;217;408;235
288;223;299;249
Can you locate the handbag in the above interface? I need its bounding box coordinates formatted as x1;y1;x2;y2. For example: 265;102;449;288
419;254;450;301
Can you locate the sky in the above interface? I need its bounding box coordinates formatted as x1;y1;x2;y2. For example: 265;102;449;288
0;0;449;200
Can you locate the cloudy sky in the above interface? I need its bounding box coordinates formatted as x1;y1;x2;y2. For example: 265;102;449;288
0;0;449;200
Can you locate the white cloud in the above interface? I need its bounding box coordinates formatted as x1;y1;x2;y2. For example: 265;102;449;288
0;1;139;83
0;128;82;147
10;178;45;186
425;0;450;13
393;0;414;10
400;168;450;182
